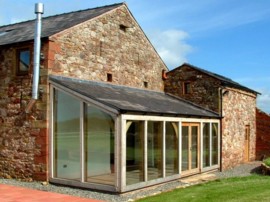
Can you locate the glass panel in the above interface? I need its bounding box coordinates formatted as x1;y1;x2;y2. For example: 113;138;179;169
54;90;80;180
148;121;163;180
212;123;219;165
166;122;178;176
19;50;30;72
181;126;189;171
126;121;144;185
84;104;115;185
191;126;198;169
203;123;210;168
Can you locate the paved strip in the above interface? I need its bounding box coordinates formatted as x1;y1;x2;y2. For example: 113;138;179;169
0;184;104;202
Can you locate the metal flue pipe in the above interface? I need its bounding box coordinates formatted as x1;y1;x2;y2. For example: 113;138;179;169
26;3;44;113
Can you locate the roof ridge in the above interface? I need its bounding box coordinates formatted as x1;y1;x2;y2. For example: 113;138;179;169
0;2;124;28
49;75;164;94
171;63;259;95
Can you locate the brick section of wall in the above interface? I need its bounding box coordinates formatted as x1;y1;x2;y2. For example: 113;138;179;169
0;44;49;181
164;65;221;113
48;5;167;91
256;108;270;160
221;88;256;170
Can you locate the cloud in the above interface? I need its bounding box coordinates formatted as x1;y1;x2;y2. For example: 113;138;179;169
148;29;193;69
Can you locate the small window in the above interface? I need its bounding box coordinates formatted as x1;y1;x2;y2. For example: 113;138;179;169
144;81;148;88
17;48;30;75
183;82;191;94
99;41;103;56
119;24;127;32
107;73;112;82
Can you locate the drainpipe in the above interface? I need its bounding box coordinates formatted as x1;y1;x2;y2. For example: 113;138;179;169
219;87;223;171
25;3;44;113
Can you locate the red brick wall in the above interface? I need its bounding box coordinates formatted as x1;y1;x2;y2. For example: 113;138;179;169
256;108;270;160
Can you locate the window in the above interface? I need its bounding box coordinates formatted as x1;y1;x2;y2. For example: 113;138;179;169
107;73;112;82
119;24;128;32
53;88;115;185
202;122;219;168
144;81;148;88
17;48;30;75
126;121;145;185
183;82;191;94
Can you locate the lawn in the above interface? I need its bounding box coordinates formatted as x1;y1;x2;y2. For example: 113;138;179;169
137;175;270;202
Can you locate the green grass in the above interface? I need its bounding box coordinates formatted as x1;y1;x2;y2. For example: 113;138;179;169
137;175;270;202
263;157;270;166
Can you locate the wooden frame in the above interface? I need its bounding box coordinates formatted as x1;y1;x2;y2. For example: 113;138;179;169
121;115;220;192
182;81;192;95
181;122;200;176
244;125;250;162
49;85;220;193
49;84;119;192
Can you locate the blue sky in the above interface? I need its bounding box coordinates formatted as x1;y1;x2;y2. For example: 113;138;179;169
1;0;269;113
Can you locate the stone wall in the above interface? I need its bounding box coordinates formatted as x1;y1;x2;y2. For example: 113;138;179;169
48;5;167;91
164;65;221;113
0;4;168;181
0;43;49;181
256;108;270;160
222;88;256;170
165;65;257;170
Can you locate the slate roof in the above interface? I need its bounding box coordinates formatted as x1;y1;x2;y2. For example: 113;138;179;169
0;3;124;46
49;76;220;118
176;63;260;95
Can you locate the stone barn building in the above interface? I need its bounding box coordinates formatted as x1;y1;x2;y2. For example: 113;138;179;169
0;3;258;192
164;63;259;170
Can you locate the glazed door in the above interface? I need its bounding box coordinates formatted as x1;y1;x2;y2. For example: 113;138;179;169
181;123;200;175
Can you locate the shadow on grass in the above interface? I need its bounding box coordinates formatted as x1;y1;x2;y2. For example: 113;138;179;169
250;165;263;175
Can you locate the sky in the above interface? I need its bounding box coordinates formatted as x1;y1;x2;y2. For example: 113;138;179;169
0;0;270;113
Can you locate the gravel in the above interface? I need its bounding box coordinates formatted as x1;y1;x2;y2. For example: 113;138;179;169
0;161;262;202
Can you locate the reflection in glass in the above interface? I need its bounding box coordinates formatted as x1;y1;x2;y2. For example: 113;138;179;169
181;126;189;171
85;104;115;185
166;122;178;176
203;123;210;167
19;50;30;72
54;90;80;180
191;126;198;169
126;121;144;185
212;123;218;165
148;121;163;180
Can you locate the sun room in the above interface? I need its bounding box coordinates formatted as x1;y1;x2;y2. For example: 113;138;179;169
49;76;220;193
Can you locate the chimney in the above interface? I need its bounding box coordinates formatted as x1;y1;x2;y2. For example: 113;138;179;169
26;3;44;113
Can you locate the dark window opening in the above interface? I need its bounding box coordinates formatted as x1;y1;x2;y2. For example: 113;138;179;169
119;24;128;32
144;81;148;88
99;41;103;56
107;73;112;82
183;82;191;94
17;48;30;75
136;53;140;65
